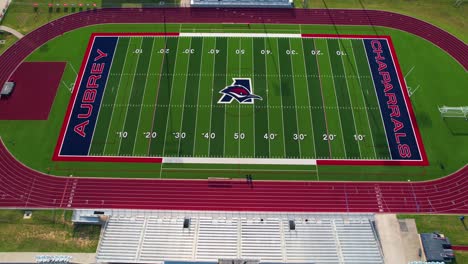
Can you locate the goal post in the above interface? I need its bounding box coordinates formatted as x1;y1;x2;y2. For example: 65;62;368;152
438;106;468;120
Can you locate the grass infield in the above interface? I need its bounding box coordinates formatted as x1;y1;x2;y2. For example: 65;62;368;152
0;210;100;252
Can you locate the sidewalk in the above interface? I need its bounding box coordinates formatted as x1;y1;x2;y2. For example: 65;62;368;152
0;25;24;38
0;252;96;263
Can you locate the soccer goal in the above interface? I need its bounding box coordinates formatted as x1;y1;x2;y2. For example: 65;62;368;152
439;106;468;120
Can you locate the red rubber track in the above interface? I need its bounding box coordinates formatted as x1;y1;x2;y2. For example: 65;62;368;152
0;141;466;213
0;8;466;213
0;8;467;87
452;245;468;251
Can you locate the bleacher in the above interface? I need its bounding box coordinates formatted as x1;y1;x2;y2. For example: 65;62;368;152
190;0;293;8
94;211;383;263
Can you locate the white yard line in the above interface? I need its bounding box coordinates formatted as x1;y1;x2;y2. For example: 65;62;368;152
223;39;229;158
102;38;131;155
274;38;288;159
349;39;377;159
263;38;272;158
207;38;217;156
300;38;318;159
131;38;156;156
117;39;143;155
176;37;193;156
238;38;242;158
325;39;348;159
287;38;303;159
338;40;362;158
161;34;182;157
191;38;206;157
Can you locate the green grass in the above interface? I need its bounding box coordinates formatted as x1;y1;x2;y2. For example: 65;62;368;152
0;23;466;181
0;33;18;55
454;251;468;264
397;214;468;245
0;210;100;252
294;0;467;43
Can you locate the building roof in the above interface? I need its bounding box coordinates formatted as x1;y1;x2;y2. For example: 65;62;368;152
420;233;455;262
1;81;14;95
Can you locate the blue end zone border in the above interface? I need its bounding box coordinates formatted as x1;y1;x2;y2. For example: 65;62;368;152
364;39;422;161
58;36;118;156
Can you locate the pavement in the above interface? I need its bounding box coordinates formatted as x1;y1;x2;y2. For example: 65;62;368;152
0;25;23;39
375;214;425;263
0;253;96;263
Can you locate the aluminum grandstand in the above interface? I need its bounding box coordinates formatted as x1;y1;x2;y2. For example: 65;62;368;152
191;0;293;7
72;210;384;263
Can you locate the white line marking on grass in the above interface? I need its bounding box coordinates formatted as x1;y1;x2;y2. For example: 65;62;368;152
147;37;170;155
238;37;242;158
223;38;229;157
263;37;272;157
108;72;372;79
68;62;79;77
61;81;72;93
192;38;205;157
161;37;181;157
207;38;217;155
274;38;288;159
102;39;131;155
132;38;156;156
404;66;415;79
362;40;392;158
300;38;318;159
325;39;348;159
288;38;303;158
350;39;377;159
338;40;361;158
176;37;193;156
117;38;143;155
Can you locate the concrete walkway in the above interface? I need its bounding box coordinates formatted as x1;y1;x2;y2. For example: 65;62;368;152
375;214;425;263
0;252;96;263
0;25;23;39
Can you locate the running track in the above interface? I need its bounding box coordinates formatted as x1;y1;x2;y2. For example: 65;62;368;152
0;141;466;213
0;8;467;213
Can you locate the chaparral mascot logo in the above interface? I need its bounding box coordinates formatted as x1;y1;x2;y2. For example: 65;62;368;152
218;78;262;104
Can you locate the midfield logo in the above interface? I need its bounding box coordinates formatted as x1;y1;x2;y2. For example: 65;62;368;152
218;78;262;104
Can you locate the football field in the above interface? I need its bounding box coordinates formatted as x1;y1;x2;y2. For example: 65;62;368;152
54;32;426;165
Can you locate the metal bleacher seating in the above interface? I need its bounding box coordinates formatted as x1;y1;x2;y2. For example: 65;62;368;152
95;211;384;263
